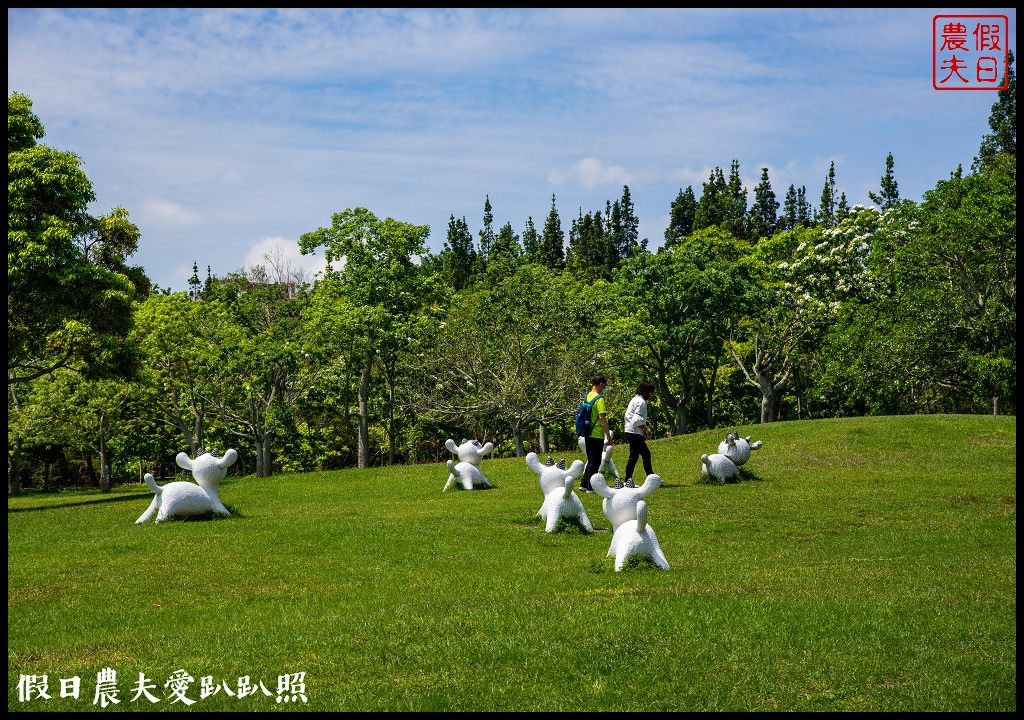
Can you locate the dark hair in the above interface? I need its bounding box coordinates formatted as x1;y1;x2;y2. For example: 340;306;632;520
635;380;654;398
591;374;607;387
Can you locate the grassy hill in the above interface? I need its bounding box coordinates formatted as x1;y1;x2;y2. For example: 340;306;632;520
7;414;1016;711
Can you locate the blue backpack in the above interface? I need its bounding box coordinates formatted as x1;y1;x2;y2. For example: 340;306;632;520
574;393;602;437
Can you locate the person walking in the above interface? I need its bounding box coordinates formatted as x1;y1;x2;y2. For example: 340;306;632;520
622;380;655;489
580;374;613;493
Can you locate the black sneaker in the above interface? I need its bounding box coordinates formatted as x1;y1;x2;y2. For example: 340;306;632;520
579;485;593;493
624;478;637;489
613;478;624;489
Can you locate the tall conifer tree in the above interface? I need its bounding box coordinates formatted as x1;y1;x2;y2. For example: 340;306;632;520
816;161;838;228
694;166;729;231
868;152;900;211
664;186;697;250
726;159;748;240
782;184;799;231
443;214;476;290
538;193;565;269
522;216;539;261
796;185;812;227
748;167;779;241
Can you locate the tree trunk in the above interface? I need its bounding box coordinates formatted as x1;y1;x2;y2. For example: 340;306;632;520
538;421;548;454
993;395;1000;415
8;439;22;495
260;434;273;477
254;436;265;478
674;401;687;435
357;355;372;469
513;420;525;457
99;416;112;492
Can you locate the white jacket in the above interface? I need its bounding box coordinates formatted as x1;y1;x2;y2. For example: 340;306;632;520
623;395;648;435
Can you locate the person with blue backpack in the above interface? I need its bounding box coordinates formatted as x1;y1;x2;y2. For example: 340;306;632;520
577;374;613;493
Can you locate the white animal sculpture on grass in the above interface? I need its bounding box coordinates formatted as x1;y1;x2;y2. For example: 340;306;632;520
700;452;740;484
577;434;620;483
607;500;669;571
443;438;495;491
717;431;763;466
538;477;594;533
525;452;585;495
135;449;238;524
590;472;663;531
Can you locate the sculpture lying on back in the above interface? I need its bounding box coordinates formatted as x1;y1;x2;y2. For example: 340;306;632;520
443;438;495;491
717;432;763;466
525;452;585;496
700;452;740;484
607;500;670;571
590;472;663;531
537;477;594;533
135;449;238;524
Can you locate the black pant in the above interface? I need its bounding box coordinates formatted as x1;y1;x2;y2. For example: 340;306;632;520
582;436;605;489
624;432;653;480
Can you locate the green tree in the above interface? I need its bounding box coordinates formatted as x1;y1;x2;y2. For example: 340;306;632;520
725;160;749;240
606;229;750;434
868;152;901;211
837;192;850;223
566;210;609;282
8;92;145;385
816;161;838;228
16;370;136;491
914;167;1016;413
522;216;539;262
976;49;1015;177
299;208;431;468
410;266;595;456
477;195;495;268
442;214;476;291
538;194;565;269
663;186;697;250
693;166;729;232
487;221;522;282
781;184;799;231
797;185;812;226
607;185;644;268
747;168;779;241
132;293;232;456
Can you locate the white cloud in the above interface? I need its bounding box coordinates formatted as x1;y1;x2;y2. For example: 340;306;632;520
549;157;632;189
138;199;202;227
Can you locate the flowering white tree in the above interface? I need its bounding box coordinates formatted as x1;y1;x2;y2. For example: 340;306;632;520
730;206;898;421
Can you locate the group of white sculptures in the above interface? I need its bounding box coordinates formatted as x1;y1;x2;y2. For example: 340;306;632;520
135;430;763;573
700;431;763;483
445;436;669;571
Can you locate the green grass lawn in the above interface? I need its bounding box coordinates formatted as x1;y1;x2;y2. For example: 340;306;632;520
7;415;1016;711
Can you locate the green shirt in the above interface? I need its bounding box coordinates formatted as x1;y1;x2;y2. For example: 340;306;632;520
586;390;607;439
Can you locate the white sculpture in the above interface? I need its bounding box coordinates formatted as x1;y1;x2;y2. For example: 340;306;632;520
538;477;594;533
700;452;740;484
443;438;495;491
717;431;763;466
590;472;663;531
135;449;238;524
577;435;621;484
525;452;585;495
607;500;670;571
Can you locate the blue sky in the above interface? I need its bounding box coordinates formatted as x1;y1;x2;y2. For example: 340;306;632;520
8;8;1017;291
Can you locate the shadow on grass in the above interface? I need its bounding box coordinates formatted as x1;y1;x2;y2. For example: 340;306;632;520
694;467;765;486
8;492;144;513
161;505;245;522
